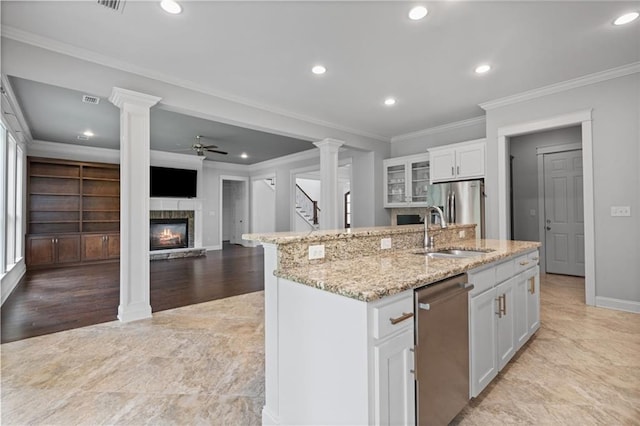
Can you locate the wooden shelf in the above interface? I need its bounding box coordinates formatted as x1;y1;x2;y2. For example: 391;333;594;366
82;220;120;223
30;192;80;196
30;220;80;224
82;194;120;198
30;174;80;180
83;209;120;212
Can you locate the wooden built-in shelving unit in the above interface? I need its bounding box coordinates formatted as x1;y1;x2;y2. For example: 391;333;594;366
26;157;121;267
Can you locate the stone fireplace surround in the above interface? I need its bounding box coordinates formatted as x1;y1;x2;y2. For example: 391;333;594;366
149;198;206;260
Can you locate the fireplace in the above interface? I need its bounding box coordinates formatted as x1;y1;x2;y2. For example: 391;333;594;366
150;219;188;251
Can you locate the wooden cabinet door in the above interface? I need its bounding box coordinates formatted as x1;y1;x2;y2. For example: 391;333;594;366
373;328;415;426
81;234;105;261
27;236;56;266
469;288;498;398
496;277;516;371
105;233;120;259
56;235;81;264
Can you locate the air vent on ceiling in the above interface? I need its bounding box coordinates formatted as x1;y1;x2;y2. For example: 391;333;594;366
82;95;101;105
97;0;126;13
77;135;90;141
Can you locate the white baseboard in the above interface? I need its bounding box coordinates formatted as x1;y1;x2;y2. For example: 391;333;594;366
595;296;640;314
262;407;281;425
1;259;26;306
117;302;153;323
204;245;222;251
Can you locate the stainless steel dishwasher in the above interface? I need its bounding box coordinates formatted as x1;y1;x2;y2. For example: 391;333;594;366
414;273;474;426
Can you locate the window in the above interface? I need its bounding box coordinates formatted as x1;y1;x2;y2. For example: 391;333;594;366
344;191;351;229
1;122;26;275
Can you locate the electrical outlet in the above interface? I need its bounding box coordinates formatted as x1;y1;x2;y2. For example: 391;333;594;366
611;206;631;217
530;209;536;217
308;244;325;259
458;230;466;238
380;238;392;250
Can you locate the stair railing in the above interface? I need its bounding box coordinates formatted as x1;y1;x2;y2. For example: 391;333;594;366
295;184;320;225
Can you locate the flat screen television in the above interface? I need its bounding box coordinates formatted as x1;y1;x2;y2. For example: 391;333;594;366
150;166;197;198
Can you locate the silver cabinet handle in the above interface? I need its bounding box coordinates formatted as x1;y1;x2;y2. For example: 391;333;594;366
502;294;507;316
451;166;454;176
529;277;535;294
457;165;460;175
495;297;502;318
520;261;529;266
389;312;414;324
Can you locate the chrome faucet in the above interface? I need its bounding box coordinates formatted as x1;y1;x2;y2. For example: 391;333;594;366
424;206;448;250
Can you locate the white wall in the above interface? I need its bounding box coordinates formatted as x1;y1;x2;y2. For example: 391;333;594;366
510;126;582;242
251;179;276;234
296;178;321;205
485;73;640;304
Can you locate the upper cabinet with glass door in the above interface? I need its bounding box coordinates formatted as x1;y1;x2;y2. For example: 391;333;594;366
383;153;430;208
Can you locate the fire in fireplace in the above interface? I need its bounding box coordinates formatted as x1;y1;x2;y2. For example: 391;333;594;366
150;219;189;250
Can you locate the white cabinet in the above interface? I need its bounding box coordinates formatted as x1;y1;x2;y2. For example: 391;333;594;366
383;153;430;207
370;291;415;425
428;139;485;183
373;328;415;426
468;249;540;398
495;277;516;371
469;284;498;397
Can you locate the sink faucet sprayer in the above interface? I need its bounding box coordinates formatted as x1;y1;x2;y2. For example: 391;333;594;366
425;206;448;250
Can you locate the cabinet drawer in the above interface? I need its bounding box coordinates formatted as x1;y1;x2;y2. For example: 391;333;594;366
528;250;540;265
496;260;515;283
468;266;496;297
372;293;414;339
515;254;533;273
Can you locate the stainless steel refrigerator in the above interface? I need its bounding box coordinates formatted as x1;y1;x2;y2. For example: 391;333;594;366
427;180;485;238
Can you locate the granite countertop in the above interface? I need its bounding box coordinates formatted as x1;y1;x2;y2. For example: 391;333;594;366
275;239;541;302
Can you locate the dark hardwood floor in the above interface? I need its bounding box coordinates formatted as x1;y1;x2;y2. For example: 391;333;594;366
0;243;264;344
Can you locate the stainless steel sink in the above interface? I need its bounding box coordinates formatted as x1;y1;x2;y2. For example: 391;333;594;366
415;248;492;259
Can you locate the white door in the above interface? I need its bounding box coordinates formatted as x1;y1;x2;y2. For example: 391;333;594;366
544;150;585;276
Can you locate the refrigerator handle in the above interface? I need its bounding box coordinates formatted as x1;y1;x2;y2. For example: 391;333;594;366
450;190;456;224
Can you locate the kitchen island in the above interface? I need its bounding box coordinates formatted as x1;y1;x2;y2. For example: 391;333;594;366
244;224;540;425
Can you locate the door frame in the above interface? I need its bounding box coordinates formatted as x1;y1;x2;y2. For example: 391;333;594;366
219;175;250;248
497;109;595;306
536;143;582;275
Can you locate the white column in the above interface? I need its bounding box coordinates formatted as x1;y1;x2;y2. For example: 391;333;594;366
109;88;161;323
313;138;344;230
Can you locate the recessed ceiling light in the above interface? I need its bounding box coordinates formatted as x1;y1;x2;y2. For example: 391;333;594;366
475;64;491;74
83;130;94;137
384;98;397;106
408;6;428;21
312;65;326;75
614;12;639;26
240;153;248;159
160;0;182;15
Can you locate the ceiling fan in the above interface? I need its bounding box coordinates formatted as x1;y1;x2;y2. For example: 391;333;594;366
191;135;228;156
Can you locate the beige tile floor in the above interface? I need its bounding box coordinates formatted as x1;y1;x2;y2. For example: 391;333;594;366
2;274;639;425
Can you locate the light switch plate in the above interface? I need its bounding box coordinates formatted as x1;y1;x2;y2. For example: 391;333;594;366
380;238;392;250
611;206;631;217
530;209;536;216
308;244;325;259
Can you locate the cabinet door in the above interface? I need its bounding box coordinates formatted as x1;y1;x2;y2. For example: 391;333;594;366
56;235;81;264
527;267;540;335
384;161;408;207
514;272;529;351
469;288;498;398
496;277;516;371
106;233;120;259
429;148;456;183
408;158;429;206
82;234;106;261
456;143;485;179
27;236;56;266
373;328;415;426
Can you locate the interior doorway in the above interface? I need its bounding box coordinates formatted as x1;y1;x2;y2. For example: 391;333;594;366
509;126;585;277
220;176;249;248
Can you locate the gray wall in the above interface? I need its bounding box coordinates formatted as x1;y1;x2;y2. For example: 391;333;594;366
390;120;486;157
485;73;640;304
510;126;582;242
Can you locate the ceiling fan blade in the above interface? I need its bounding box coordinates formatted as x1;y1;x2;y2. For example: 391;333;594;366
205;148;228;155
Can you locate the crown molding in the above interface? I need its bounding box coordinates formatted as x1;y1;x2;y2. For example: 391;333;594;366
1;74;33;144
28;140;121;163
480;62;640;111
109;87;161;109
1;26;389;143
390;116;486;143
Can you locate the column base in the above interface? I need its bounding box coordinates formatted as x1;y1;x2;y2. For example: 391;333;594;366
117;302;152;323
262;407;280;425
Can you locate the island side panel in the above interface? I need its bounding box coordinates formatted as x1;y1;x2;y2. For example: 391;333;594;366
278;278;370;425
262;243;280;425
